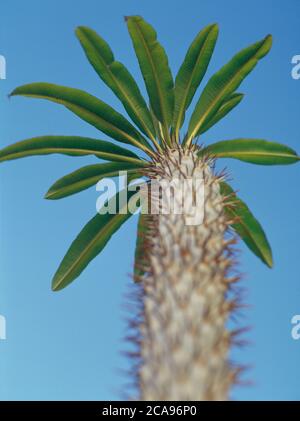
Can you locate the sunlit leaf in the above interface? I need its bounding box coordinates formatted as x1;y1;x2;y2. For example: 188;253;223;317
45;162;146;200
10;83;153;153
201;138;300;165
187;35;272;143
173;23;218;136
0;136;145;165
76;26;156;142
52;190;136;291
198;92;244;134
126;16;174;144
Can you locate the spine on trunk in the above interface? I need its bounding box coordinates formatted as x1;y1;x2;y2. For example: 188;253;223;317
136;148;239;401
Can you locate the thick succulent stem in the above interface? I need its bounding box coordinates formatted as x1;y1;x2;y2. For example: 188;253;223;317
138;147;238;401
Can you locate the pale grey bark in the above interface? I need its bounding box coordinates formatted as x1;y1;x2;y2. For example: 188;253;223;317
138;148;238;400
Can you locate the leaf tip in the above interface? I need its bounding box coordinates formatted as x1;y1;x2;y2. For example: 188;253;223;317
75;25;90;36
124;15;140;23
51;276;64;292
8;88;17;98
260;34;273;56
51;278;59;292
210;23;219;32
44;190;55;200
265;34;273;42
262;246;273;268
9;85;27;98
265;255;273;269
75;26;82;36
266;248;274;268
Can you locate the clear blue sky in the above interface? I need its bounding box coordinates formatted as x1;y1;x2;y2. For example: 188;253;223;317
0;0;300;400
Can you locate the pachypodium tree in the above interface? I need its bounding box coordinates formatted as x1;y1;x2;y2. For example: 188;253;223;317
1;16;299;400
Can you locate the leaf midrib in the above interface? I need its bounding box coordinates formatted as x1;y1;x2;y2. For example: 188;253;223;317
134;19;170;135
214;151;298;159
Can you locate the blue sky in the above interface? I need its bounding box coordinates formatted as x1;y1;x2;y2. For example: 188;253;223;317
0;0;300;400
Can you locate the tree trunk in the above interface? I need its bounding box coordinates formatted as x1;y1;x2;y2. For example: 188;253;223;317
138;147;238;401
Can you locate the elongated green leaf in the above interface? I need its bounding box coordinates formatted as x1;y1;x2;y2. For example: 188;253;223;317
134;213;151;282
220;182;273;267
52;190;136;291
126;16;174;144
200;139;300;165
45;162;146;200
187;35;272;143
76;26;156;142
10;83;153;153
0;136;146;165
198;92;244;134
173;23;219;136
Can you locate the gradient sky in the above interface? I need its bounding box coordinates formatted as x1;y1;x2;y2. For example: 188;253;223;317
0;0;300;400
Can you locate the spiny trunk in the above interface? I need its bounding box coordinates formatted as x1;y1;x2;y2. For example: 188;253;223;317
137;147;239;401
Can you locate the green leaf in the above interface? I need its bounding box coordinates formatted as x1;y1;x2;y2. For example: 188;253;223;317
187;34;272;143
76;26;156;142
52;190;136;291
220;182;273;268
10;82;153;153
200;138;300;165
0;136;146;165
173;23;219;137
126;16;174;144
198;92;244;134
45;162;146;200
134;213;151;282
